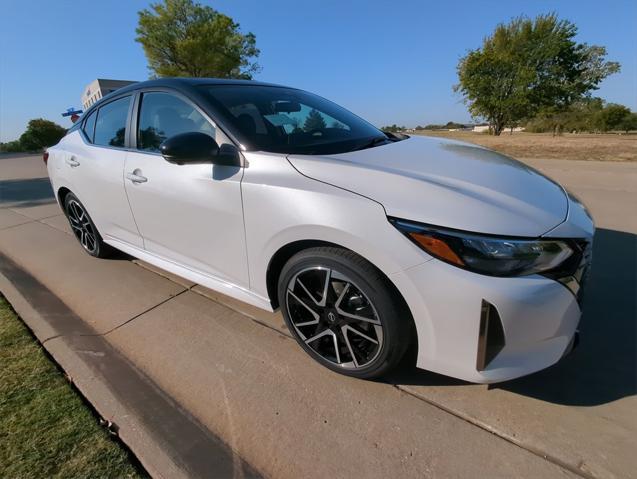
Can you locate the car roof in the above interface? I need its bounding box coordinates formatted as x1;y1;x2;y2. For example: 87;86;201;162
80;77;293;119
74;77;298;144
110;77;290;96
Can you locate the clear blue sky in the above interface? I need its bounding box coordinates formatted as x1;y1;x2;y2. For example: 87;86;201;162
1;0;636;141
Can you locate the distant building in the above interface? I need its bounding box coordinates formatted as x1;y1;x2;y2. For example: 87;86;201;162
472;124;525;133
82;79;136;110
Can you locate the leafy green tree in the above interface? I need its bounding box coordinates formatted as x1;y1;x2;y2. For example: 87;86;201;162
455;14;620;135
526;97;604;133
619;112;637;133
136;0;260;79
18;119;66;151
303;109;327;131
381;124;405;133
594;103;631;132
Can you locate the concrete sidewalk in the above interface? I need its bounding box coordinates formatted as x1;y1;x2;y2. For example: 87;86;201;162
1;154;635;478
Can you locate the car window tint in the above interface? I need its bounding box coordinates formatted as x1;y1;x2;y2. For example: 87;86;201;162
82;110;97;142
94;97;130;148
137;92;216;152
199;85;381;155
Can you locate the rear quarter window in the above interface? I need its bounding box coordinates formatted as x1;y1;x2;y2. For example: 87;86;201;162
94;96;131;148
82;110;97;142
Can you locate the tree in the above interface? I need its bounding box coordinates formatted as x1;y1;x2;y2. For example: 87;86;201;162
18;119;66;151
381;124;405;133
136;0;260;79
303;109;327;131
455;14;620;135
619;112;637;133
594;103;631;132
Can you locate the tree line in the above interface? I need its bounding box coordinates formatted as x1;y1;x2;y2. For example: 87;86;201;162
386;99;636;134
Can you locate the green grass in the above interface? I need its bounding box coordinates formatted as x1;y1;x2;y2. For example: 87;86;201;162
0;295;146;478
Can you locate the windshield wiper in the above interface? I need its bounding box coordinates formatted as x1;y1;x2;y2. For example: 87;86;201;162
352;136;391;152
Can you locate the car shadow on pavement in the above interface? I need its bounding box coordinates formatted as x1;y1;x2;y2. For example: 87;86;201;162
386;228;637;406
0;177;55;208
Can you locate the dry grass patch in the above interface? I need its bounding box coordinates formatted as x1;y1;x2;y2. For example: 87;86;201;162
414;131;637;162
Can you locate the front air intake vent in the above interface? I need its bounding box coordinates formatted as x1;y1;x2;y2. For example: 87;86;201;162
476;300;505;371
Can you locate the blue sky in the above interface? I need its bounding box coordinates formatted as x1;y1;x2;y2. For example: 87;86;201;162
1;0;635;141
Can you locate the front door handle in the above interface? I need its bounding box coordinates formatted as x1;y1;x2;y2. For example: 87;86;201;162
66;156;80;168
126;170;148;184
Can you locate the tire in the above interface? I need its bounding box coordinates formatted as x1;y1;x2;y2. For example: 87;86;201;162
63;192;113;258
278;246;413;379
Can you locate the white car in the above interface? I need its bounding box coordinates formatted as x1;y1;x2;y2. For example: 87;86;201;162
46;78;594;382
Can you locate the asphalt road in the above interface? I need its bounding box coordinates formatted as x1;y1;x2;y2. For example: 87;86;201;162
1;153;635;478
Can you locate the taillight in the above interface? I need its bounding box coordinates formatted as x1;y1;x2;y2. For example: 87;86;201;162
43;152;49;165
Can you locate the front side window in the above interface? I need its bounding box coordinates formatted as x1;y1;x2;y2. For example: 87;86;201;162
199;85;387;155
94;96;131;148
82;110;97;142
137;92;216;152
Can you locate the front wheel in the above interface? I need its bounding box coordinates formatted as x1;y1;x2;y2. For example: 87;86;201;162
278;247;412;379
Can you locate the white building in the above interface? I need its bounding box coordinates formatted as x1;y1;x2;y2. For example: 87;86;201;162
472;124;525;133
82;79;136;110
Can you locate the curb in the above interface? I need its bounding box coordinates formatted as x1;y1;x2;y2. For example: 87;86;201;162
0;251;260;479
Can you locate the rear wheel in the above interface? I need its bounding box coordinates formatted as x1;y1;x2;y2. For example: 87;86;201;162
278;246;412;379
63;193;112;258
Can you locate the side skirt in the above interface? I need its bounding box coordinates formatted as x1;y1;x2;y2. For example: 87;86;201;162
104;237;274;312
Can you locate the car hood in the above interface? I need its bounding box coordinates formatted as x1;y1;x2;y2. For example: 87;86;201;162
287;136;568;237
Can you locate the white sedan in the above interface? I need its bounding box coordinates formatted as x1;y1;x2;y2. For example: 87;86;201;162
46;78;593;382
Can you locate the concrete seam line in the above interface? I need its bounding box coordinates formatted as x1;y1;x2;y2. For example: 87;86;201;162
41;288;190;344
0;251;261;479
99;288;189;336
8;206;59;219
0;217;36;232
395;385;595;479
189;286;294;340
130;259;294;340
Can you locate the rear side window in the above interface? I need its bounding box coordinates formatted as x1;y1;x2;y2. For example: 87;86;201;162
82;110;97;142
94;96;131;148
137;92;216;152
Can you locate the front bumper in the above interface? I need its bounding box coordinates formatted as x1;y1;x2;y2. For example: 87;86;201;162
391;258;584;383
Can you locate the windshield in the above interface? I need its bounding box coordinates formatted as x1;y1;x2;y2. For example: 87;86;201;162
199;85;388;155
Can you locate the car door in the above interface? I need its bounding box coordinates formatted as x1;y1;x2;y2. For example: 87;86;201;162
123;90;249;287
64;95;143;248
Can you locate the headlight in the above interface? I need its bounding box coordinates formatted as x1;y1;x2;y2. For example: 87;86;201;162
390;218;574;277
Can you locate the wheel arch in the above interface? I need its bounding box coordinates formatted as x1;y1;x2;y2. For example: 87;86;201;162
266;240;414;325
57;186;72;208
266;239;336;309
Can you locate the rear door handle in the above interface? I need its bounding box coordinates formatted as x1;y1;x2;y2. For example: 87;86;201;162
126;170;148;184
66;156;80;168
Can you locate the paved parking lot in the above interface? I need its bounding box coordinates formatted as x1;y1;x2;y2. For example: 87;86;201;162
1;153;635;478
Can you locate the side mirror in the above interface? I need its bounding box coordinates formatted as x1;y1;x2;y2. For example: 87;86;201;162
160;132;241;167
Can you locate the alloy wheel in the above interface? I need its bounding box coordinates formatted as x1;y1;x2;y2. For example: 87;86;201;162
67;199;98;254
286;267;384;369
